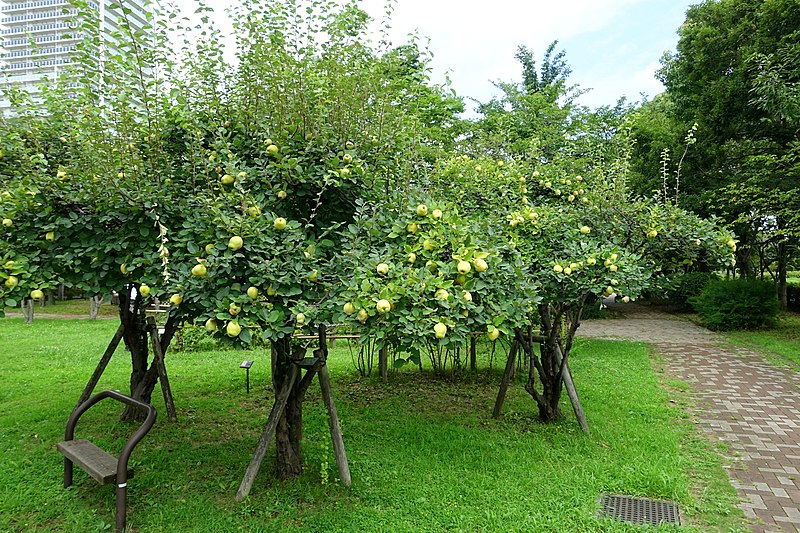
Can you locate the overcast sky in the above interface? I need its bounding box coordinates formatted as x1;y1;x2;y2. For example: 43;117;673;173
178;0;697;112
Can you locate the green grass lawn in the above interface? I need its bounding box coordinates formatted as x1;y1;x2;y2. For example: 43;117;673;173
4;298;119;318
0;318;746;532
723;311;800;368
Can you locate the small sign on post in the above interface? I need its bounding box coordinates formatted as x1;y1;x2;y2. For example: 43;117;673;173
240;360;253;393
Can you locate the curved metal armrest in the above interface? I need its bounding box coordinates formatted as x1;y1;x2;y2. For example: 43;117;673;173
65;390;157;485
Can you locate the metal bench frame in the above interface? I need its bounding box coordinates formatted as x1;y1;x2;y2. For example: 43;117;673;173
59;390;156;533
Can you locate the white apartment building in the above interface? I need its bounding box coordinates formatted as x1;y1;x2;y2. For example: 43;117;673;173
0;0;150;113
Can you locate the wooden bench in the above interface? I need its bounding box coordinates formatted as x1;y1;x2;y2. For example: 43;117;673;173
57;390;156;533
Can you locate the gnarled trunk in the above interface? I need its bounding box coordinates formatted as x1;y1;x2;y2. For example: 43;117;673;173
20;297;33;324
119;286;149;421
518;298;587;423
88;293;103;319
271;336;316;479
118;284;179;422
517;326;563;422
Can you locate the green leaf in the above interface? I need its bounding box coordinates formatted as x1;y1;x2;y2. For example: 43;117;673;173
393;358;407;369
5;298;17;307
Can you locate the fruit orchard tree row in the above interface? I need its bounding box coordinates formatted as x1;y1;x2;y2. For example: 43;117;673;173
0;0;735;480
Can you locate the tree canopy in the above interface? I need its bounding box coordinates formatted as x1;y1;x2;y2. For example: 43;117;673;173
631;0;800;296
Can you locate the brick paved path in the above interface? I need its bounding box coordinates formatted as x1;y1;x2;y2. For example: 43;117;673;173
579;305;800;532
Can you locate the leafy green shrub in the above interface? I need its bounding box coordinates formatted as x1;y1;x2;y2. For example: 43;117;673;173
691;278;779;330
173;324;227;353
669;271;719;311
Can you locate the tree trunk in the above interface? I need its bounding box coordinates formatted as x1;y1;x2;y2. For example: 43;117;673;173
515;325;563;423
275;388;303;479
115;282;182;422
777;241;788;310
516;302;581;424
119;285;150;421
379;345;388;382
469;336;477;371
271;336;311;480
527;339;563;422
21;297;33;324
88;294;103;319
735;245;753;278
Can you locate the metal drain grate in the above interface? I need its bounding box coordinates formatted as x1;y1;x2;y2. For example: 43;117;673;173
597;494;682;526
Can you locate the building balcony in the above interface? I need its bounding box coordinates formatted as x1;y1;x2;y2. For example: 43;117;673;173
0;72;49;84
1;0;70;13
2;45;75;59
2;8;77;24
1;21;76;35
4;57;70;71
2;32;82;47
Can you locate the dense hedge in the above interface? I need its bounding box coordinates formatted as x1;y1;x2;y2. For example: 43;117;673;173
691;278;779;330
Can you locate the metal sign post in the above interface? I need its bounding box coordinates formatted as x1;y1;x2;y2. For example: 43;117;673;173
240;360;253;393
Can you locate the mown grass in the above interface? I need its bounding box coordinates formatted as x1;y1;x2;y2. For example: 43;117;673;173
4;298;118;318
722;311;800;368
0;318;746;532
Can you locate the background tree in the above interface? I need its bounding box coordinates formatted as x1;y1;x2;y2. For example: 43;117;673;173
649;0;800;302
465;42;581;162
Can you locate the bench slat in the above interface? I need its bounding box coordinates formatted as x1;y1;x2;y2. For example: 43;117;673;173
57;439;133;485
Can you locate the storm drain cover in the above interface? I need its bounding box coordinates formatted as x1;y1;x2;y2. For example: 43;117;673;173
597;494;682;526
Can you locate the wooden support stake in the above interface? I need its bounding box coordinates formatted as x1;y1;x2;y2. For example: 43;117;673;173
74;323;125;411
317;324;351;486
318;364;351;486
554;344;590;434
492;341;519;419
236;365;299;501
147;318;177;422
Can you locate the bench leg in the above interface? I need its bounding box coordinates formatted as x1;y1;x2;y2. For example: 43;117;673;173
116;483;127;532
64;457;73;488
